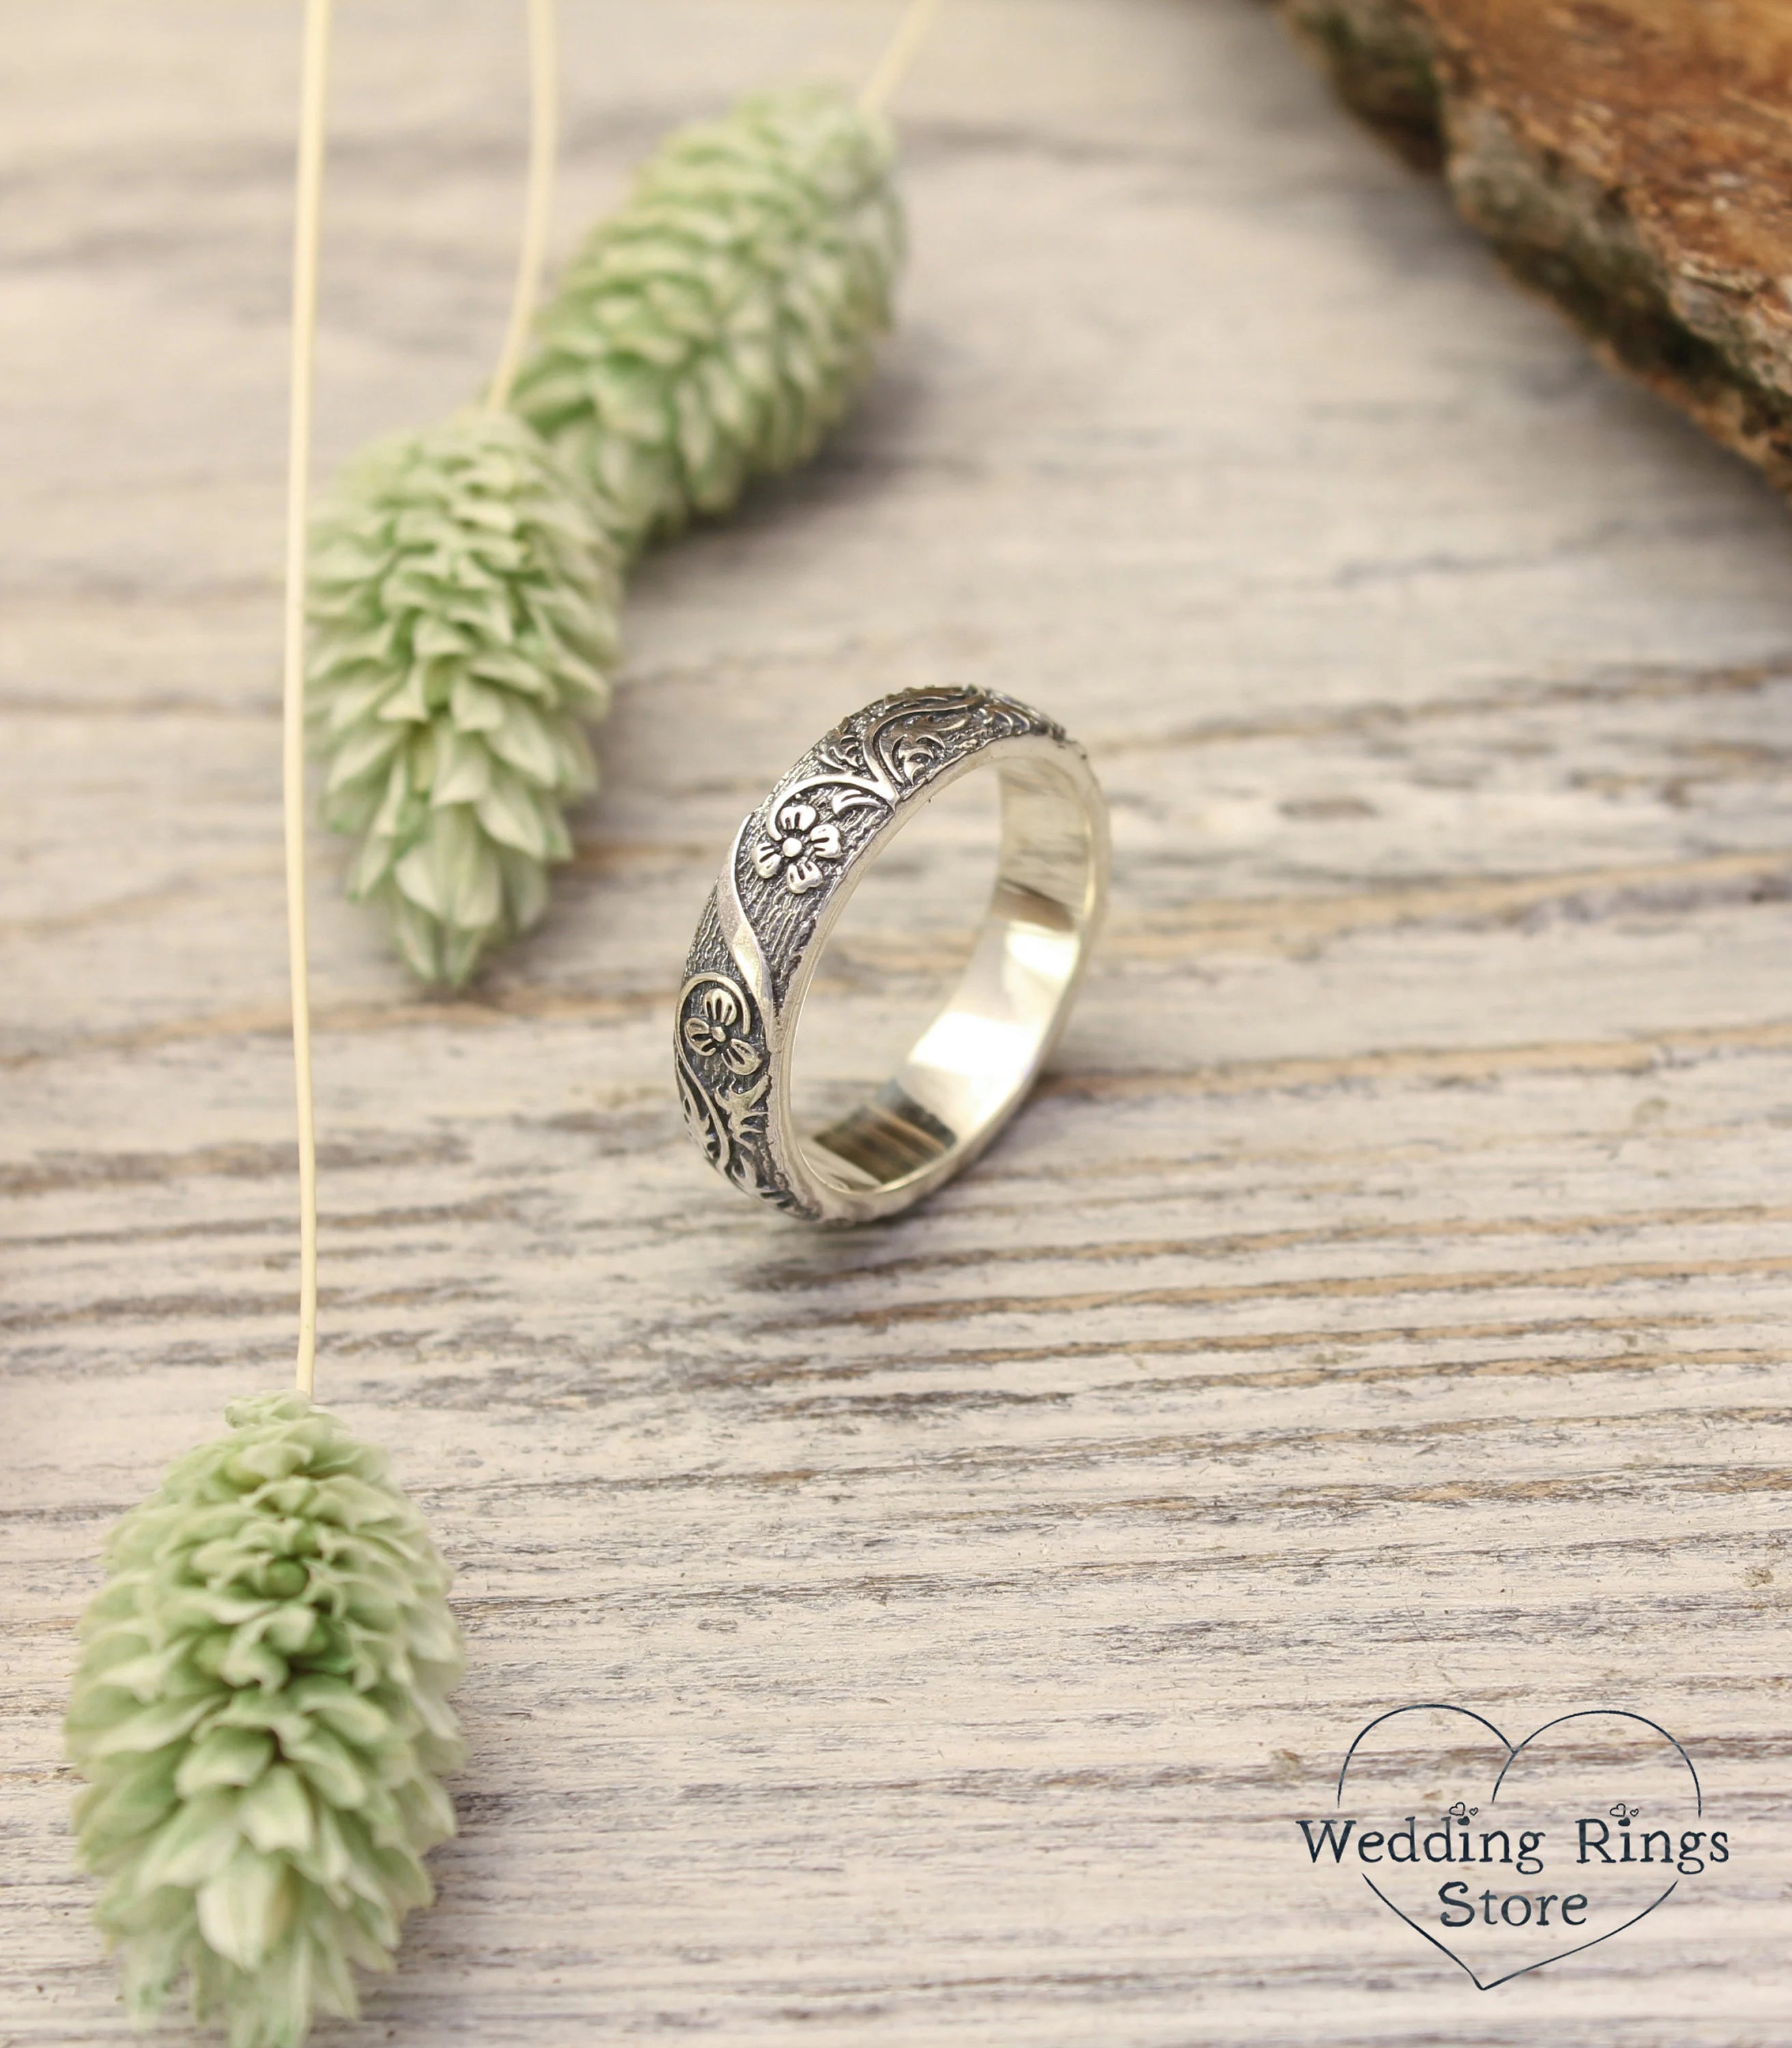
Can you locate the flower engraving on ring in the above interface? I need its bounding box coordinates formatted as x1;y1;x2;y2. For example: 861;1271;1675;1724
682;983;763;1075
752;800;844;895
680;687;1094;1223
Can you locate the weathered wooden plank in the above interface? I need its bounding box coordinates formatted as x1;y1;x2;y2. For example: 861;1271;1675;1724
4;2;1791;2041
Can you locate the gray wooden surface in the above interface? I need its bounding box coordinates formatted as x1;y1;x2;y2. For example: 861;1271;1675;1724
5;2;1791;2040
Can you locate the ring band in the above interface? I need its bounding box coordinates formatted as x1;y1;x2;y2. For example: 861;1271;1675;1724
676;687;1109;1223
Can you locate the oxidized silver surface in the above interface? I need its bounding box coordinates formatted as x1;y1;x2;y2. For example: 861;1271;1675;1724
676;686;1107;1224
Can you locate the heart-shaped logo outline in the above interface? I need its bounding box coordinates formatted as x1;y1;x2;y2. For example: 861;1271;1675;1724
1335;1704;1703;1990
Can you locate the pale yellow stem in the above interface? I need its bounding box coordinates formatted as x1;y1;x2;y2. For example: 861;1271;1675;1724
488;0;560;410
859;0;945;115
285;0;332;1397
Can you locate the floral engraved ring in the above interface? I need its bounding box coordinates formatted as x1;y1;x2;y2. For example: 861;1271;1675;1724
675;687;1109;1223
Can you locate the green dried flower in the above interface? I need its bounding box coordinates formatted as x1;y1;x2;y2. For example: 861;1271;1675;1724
512;83;905;556
309;86;904;986
66;1391;464;2048
307;407;621;986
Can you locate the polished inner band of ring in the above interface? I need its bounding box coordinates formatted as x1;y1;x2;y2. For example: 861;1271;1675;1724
677;694;1109;1225
798;747;1105;1208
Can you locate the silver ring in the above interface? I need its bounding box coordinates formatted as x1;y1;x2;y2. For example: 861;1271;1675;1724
675;687;1109;1223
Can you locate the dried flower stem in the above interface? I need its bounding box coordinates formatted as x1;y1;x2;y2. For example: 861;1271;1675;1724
285;0;332;1397
489;0;559;410
859;0;946;115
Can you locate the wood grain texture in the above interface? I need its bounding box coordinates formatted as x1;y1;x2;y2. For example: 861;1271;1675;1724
1277;0;1792;492
4;1;1791;2040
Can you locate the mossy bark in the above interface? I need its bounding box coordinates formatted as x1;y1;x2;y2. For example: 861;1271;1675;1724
1277;0;1792;494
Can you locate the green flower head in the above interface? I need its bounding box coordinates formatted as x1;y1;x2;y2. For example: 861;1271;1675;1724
66;1393;464;2048
307;407;621;986
513;82;905;555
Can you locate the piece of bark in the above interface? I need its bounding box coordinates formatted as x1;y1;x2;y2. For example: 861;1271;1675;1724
1278;0;1792;494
